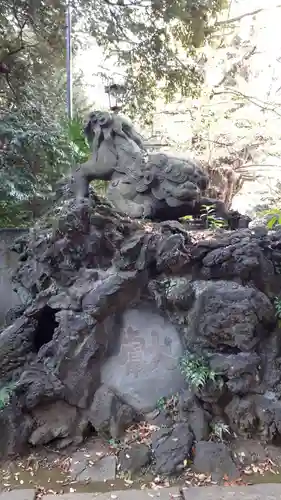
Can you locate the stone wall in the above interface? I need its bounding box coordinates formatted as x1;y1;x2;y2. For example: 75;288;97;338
0;228;29;326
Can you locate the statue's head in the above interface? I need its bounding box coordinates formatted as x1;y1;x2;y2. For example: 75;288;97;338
83;110;145;151
84;111;113;146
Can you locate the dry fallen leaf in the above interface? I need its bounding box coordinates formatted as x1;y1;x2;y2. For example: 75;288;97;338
197;474;206;481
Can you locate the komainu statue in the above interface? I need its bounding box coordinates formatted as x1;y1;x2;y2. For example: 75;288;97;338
72;110;229;221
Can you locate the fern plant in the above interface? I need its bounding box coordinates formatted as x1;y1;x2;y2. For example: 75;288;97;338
200;204;227;229
179;351;216;389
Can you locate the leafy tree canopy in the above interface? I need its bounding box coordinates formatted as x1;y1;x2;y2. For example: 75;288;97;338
73;0;229;120
0;0;90;226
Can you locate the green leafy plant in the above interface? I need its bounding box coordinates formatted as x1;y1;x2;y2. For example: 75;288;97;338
0;383;15;409
0;93;81;227
108;438;122;450
179;351;216;389
211;421;231;442
274;297;281;327
179;215;194;223
68;115;91;164
156;393;179;416
259;208;281;229
200;204;227;229
156;397;167;411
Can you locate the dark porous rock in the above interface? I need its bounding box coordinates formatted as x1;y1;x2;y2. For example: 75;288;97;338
225;393;281;441
0;317;37;381
148;276;195;312
259;328;281;396
28;401;78;446
209;352;261;378
145;409;173;428
226;374;261;395
187;406;211;441
88;384;137;438
195;377;225;404
196;229;275;290
4;304;27;327
156;233;192;274
82;269;148;321
246;394;281;442
193;441;240;482
231;439;267;466
109;402;138;439
229;211;251;230
0;400;33;458
114;230;158;272
15;363;66;410
179;390;211;441
151;423;193;475
209;352;261;395
88;385;116;435
225;395;256;438
186;280;274;353
35;311;118;409
118;443;151;475
4;153;281;461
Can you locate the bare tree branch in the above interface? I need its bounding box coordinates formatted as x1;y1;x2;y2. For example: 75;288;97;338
212;88;281;117
214;5;281;27
210;46;257;97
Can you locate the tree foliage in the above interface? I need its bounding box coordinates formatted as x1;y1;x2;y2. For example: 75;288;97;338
74;0;228;121
0;0;91;227
0;83;88;227
0;0;66;104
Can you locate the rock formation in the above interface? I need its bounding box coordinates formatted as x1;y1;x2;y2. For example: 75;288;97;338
0;115;281;480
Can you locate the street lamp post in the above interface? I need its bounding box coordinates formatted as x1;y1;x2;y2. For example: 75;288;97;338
105;83;126;113
65;1;73;120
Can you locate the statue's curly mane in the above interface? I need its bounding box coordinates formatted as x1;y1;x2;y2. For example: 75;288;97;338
84;111;144;150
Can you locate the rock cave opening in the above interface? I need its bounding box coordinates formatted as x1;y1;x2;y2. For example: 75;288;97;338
272;432;281;447
32;305;59;353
